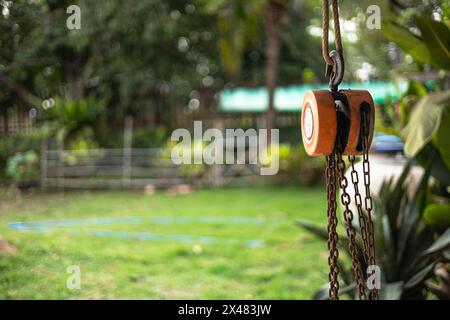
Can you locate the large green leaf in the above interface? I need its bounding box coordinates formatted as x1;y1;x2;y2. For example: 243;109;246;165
423;203;450;229
382;20;430;64
416;14;450;70
401;90;450;157
415;143;450;186
434;105;450;169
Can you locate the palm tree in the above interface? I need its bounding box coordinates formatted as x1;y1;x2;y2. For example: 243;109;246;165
211;0;264;77
264;0;288;134
212;0;289;135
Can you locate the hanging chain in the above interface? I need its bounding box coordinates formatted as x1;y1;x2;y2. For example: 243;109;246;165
320;0;377;300
361;109;378;300
324;115;378;300
348;155;370;261
336;151;367;300
325;153;339;300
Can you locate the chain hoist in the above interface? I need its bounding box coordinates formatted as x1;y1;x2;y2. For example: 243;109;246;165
300;0;378;300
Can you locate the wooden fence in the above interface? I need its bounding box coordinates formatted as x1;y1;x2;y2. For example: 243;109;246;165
40;147;263;190
0;107;34;136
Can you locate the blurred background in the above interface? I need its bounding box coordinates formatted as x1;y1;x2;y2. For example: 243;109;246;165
0;0;449;299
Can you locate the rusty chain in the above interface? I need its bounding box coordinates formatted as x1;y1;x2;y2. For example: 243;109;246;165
324;112;378;300
335;150;367;300
348;154;370;262
361;109;378;300
320;0;377;301
325;153;339;300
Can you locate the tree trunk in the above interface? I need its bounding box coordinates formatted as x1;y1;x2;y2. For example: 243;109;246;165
64;61;84;101
264;0;286;138
0;70;40;107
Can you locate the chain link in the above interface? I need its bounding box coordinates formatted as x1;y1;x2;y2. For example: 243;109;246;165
325;153;340;300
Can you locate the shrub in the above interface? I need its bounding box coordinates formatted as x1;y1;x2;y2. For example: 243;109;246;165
275;143;325;186
0;132;44;185
6;151;39;188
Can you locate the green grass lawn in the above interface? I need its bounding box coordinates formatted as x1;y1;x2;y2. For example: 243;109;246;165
0;186;328;299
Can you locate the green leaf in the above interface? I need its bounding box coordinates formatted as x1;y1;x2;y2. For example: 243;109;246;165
296;220;352;258
423;203;450;229
312;283;331;300
404;263;435;289
401;90;450;157
296;220;328;240
380;281;404;300
379;162;411;229
312;283;356;300
415;144;450;187
405;81;429;97
382;20;430;64
422;227;450;255
434;105;450;170
443;248;450;260
397;200;420;267
375;209;396;277
416;14;450;70
412;156;432;213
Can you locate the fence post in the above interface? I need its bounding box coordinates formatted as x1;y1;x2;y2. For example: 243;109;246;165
57;138;64;192
40;138;48;189
123;116;133;188
211;120;224;187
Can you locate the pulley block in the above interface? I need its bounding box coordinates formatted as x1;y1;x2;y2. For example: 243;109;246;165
301;89;375;156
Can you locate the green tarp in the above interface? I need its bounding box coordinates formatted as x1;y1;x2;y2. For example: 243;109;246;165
219;81;408;112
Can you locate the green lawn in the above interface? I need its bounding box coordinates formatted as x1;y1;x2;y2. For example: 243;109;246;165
0;186;328;299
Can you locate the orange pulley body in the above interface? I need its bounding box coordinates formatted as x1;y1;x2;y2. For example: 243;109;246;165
301;89;375;156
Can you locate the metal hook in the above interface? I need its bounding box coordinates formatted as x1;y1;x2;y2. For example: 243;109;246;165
327;50;344;92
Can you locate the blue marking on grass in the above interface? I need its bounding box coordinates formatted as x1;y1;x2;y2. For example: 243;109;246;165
150;216;278;225
8;215;278;232
8;216;144;231
7;216;267;247
65;228;258;246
